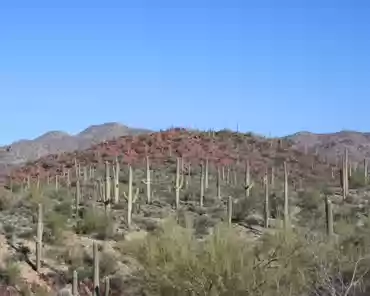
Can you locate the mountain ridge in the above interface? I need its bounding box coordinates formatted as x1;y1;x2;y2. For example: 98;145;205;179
2;125;370;173
0;122;151;167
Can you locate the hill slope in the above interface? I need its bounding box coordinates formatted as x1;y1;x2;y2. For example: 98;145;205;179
9;128;335;190
287;130;370;162
0;122;151;166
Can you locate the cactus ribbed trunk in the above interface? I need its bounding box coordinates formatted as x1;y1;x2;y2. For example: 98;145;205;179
245;161;251;198
271;166;275;189
72;270;78;296
36;203;43;272
145;156;151;204
342;149;349;200
114;158;120;204
93;241;99;296
174;157;184;209
217;166;221;199
75;180;80;217
105;161;111;205
325;198;334;239
124;165;139;228
104;277;110;296
200;162;204;207
55;175;59;192
283;162;290;230
204;158;209;189
364;159;368;184
264;170;269;228
227;196;232;225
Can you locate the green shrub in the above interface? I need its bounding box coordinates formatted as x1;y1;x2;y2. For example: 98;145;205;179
75;207;115;239
122;219;344;296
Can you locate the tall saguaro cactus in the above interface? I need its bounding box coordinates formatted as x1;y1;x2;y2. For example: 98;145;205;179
227;196;232;225
341;149;349;200
113;157;120;204
174;157;184;209
204;158;209;189
200;162;205;207
35;203;43;272
75;180;81;217
123;165;139;228
325;197;334;239
216;166;221;199
105;161;111;205
93;241;100;296
142;156;152;204
264;169;269;228
364;158;368;184
283;162;290;230
72;270;78;296
245;160;251;198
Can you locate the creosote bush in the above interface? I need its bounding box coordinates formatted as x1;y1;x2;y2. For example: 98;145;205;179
75;207;115;239
120;217;370;296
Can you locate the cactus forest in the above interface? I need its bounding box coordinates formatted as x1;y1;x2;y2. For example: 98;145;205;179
0;128;369;296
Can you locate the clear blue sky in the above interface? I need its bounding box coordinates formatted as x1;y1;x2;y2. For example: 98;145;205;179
0;0;369;145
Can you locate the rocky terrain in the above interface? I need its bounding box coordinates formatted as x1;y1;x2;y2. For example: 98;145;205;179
0;127;369;295
0;122;150;166
287;130;370;162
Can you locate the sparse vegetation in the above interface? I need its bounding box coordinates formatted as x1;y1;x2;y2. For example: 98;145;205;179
0;128;369;295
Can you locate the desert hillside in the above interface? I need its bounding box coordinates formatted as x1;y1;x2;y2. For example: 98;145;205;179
0;122;150;166
0;128;368;295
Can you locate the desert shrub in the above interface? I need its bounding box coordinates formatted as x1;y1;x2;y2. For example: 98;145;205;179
75;207;115;239
349;170;367;189
44;211;69;244
0;189;19;211
122;219;349;296
53;199;73;217
233;191;264;222
296;189;326;230
0;257;21;286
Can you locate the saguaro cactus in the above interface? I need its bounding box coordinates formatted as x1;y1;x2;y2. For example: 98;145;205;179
264;170;269;228
141;156;152;204
83;166;88;184
55;175;59;192
227;196;233;225
204;158;209;189
341;149;349;200
35;203;43;272
104;277;110;296
200;162;205;207
325;197;334;239
66;170;71;188
105;161;111;205
185;162;191;189
244;160;252;198
364;158;368;184
283;162;290;230
216;166;221;199
113;157;120;204
174;157;184;209
75;180;81;218
72;270;78;296
93;241;100;296
271;166;275;189
123;165;139;228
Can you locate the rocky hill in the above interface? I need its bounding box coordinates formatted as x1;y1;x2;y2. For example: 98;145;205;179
0;122;150;167
1;128;369;296
287;130;370;163
9;128;335;190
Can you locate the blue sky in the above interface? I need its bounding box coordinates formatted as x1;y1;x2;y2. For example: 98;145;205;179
0;0;369;144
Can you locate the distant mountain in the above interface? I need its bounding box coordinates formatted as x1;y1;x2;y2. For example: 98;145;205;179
286;130;370;162
0;122;151;166
2;124;370;175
